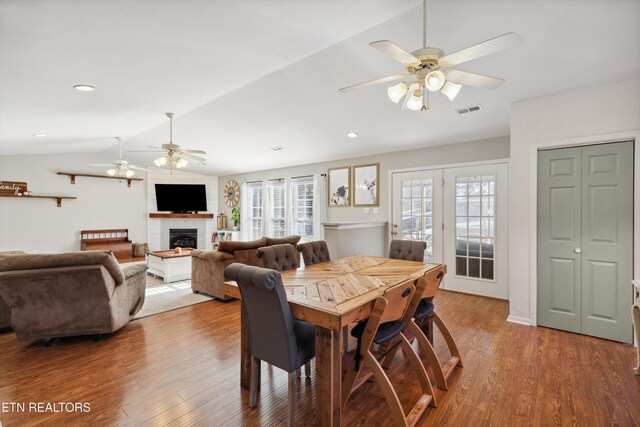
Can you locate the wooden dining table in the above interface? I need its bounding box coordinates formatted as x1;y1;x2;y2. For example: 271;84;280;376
224;255;444;426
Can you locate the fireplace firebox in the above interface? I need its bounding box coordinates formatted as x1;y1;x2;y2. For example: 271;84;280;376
169;228;198;249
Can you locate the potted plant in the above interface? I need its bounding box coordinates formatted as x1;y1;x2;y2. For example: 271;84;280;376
231;207;240;231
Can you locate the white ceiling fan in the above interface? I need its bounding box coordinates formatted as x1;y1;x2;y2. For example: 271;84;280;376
339;0;523;111
90;137;149;178
128;113;207;170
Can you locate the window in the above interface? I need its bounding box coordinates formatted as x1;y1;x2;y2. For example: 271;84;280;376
455;175;495;280
291;179;315;240
268;181;286;238
247;182;263;240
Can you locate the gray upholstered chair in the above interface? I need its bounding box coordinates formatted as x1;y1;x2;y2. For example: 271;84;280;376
388;239;427;262
297;240;331;265
256;243;299;272
224;263;315;426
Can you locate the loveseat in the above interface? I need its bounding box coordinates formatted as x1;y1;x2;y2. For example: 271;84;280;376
0;250;147;341
191;235;301;300
0;251;27;331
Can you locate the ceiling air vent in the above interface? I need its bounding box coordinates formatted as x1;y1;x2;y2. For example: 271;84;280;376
456;105;483;115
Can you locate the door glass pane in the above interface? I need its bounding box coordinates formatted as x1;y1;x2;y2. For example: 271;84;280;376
400;177;434;262
454;174;495;280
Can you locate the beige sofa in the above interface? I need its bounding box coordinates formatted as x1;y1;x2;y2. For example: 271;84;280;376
0;251;147;341
191;236;301;300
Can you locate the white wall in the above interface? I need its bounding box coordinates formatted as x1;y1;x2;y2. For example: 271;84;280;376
0;152;147;253
508;78;640;324
218;136;510;223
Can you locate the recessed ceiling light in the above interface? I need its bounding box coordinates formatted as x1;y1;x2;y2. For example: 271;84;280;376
73;85;95;91
347;132;359;138
32;134;47;137
271;146;284;152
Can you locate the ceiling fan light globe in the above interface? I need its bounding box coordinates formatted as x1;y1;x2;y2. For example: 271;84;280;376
106;169;116;176
175;158;188;168
154;156;168;167
425;70;446;92
441;81;462;101
406;93;423;111
387;82;408;103
125;169;135;178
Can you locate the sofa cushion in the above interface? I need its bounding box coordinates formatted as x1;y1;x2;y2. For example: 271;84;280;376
218;238;267;254
265;235;301;246
0;251;125;284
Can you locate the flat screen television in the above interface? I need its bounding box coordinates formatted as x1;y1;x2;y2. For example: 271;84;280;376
155;184;207;213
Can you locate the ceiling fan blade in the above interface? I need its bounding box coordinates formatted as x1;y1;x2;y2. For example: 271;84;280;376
178;149;207;155
179;153;207;163
89;163;115;167
125;149;165;153
438;32;523;68
369;40;420;65
129;165;150;172
339;74;410;93
445;70;505;89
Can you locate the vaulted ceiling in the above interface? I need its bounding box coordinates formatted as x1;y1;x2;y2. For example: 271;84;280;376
1;0;638;175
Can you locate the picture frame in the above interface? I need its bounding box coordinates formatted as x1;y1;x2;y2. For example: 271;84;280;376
353;163;380;207
327;166;351;207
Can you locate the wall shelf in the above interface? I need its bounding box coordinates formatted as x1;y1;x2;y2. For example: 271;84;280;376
0;194;77;207
149;213;214;219
57;172;143;187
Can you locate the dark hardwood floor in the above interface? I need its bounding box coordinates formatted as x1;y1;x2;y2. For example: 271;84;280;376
0;290;638;426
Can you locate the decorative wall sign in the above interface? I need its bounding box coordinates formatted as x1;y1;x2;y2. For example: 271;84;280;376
0;181;27;196
328;167;351;207
353;163;380;207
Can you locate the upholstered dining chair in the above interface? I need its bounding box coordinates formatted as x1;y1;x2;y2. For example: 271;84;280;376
256;243;299;271
388;239;427;262
342;279;436;427
224;263;315;426
382;266;463;391
297;240;331;265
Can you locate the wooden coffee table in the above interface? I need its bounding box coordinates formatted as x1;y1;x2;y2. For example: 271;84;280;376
146;249;193;283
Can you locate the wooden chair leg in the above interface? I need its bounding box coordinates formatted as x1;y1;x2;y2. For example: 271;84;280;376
432;312;463;367
304;360;311;377
426;315;434;344
399;333;436;407
408;321;447;390
380;337;401;369
249;356;260;407
363;351;407;427
288;371;296;427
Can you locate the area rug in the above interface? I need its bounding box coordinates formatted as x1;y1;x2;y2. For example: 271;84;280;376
134;280;214;320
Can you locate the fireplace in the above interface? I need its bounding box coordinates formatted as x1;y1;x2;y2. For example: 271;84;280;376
169;228;198;249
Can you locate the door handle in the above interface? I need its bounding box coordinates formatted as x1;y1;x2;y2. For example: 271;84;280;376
574;248;582;254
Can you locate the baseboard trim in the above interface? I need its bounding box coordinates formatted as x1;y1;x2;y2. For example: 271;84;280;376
506;315;531;326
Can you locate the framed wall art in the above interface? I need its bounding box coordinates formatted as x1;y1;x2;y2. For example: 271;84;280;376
353;163;379;207
328;166;351;207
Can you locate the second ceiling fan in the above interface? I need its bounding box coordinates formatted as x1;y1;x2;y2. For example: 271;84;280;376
339;0;523;110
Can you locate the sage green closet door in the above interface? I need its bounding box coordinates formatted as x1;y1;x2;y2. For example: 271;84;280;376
538;141;633;343
537;147;583;334
580;142;633;343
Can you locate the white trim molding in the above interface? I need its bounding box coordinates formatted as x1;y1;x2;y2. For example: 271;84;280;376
506;315;532;326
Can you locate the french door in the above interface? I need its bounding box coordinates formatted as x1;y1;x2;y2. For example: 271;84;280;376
391;170;443;263
391;162;508;299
